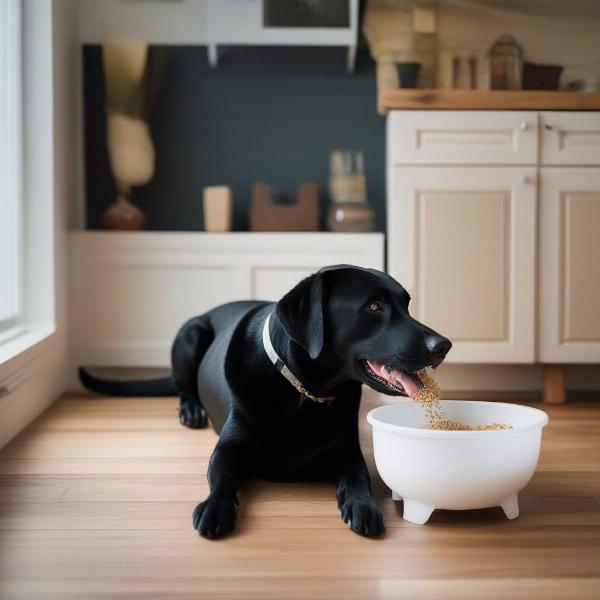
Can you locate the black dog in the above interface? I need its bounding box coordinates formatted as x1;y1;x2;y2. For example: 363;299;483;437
80;265;451;538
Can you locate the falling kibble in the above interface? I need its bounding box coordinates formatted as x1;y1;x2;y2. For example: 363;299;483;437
414;369;512;431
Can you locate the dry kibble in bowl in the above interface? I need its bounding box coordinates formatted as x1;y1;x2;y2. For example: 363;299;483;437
414;369;512;431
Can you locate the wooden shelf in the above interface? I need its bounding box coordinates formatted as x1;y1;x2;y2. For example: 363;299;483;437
379;89;600;112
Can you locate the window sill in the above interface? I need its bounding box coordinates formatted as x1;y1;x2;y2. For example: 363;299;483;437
0;326;56;393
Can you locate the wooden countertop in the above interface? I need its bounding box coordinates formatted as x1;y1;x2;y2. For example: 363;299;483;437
380;89;600;112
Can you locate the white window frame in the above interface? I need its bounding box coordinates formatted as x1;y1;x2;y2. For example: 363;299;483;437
0;0;23;340
0;0;56;376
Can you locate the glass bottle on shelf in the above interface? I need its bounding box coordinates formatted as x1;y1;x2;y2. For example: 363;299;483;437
326;150;375;232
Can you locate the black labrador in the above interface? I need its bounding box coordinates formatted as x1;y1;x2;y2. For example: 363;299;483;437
80;265;451;538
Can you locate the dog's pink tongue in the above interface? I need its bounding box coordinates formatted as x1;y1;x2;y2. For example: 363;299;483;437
395;372;421;398
366;361;421;398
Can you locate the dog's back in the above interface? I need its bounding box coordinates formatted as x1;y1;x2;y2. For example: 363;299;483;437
196;300;270;432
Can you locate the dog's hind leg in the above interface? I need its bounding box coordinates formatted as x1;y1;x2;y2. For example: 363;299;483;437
171;314;215;428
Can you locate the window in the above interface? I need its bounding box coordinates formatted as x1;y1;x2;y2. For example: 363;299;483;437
0;0;55;368
0;0;22;337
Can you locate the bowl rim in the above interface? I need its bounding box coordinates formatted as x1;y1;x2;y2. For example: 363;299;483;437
367;400;549;438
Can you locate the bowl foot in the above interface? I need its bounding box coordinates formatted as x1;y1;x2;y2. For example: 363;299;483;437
500;494;520;519
391;490;402;501
403;499;434;525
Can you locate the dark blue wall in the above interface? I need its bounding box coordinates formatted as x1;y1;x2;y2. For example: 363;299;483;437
83;45;385;231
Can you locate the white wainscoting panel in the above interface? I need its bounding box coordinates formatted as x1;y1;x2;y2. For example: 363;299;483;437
69;232;384;367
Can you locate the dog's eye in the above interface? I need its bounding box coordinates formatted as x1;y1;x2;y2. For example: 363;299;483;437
369;301;382;313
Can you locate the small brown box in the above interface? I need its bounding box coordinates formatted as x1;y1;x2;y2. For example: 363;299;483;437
522;62;563;91
249;182;320;232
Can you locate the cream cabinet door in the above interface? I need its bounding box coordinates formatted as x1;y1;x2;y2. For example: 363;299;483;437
388;167;536;363
539;169;600;362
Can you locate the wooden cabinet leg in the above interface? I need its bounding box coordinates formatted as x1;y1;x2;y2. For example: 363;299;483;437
543;365;566;404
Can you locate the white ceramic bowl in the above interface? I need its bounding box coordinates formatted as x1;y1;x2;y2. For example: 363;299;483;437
367;400;549;524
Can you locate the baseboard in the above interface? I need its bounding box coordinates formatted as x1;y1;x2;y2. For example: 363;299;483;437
68;367;598;403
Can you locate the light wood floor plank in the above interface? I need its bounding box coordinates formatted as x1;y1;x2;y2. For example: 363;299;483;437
0;392;599;599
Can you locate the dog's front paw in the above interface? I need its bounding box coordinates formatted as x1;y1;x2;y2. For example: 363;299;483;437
192;496;237;538
179;401;208;429
340;497;385;537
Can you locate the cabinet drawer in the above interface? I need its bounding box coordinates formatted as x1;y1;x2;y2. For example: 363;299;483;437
388;111;538;165
540;112;600;165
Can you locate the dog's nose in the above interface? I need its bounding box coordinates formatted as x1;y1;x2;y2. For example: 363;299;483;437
425;335;452;366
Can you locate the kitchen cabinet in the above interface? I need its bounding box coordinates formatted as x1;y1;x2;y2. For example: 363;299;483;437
206;0;359;71
539;168;600;362
390;167;536;363
79;0;359;71
387;110;600;401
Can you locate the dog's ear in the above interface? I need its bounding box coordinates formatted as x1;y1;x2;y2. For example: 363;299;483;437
275;272;324;359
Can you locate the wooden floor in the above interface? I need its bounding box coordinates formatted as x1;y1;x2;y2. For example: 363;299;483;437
0;392;599;599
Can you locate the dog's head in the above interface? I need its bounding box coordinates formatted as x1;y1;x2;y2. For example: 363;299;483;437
275;265;451;398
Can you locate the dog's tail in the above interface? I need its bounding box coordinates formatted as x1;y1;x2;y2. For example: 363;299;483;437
78;367;177;397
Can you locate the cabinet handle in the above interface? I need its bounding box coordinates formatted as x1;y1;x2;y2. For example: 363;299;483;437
519;122;529;131
522;175;533;185
545;123;553;130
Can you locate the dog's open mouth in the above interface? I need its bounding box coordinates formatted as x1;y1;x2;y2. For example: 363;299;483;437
363;360;423;398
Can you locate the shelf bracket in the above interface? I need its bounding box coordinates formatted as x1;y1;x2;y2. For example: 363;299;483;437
347;44;357;73
207;44;218;68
